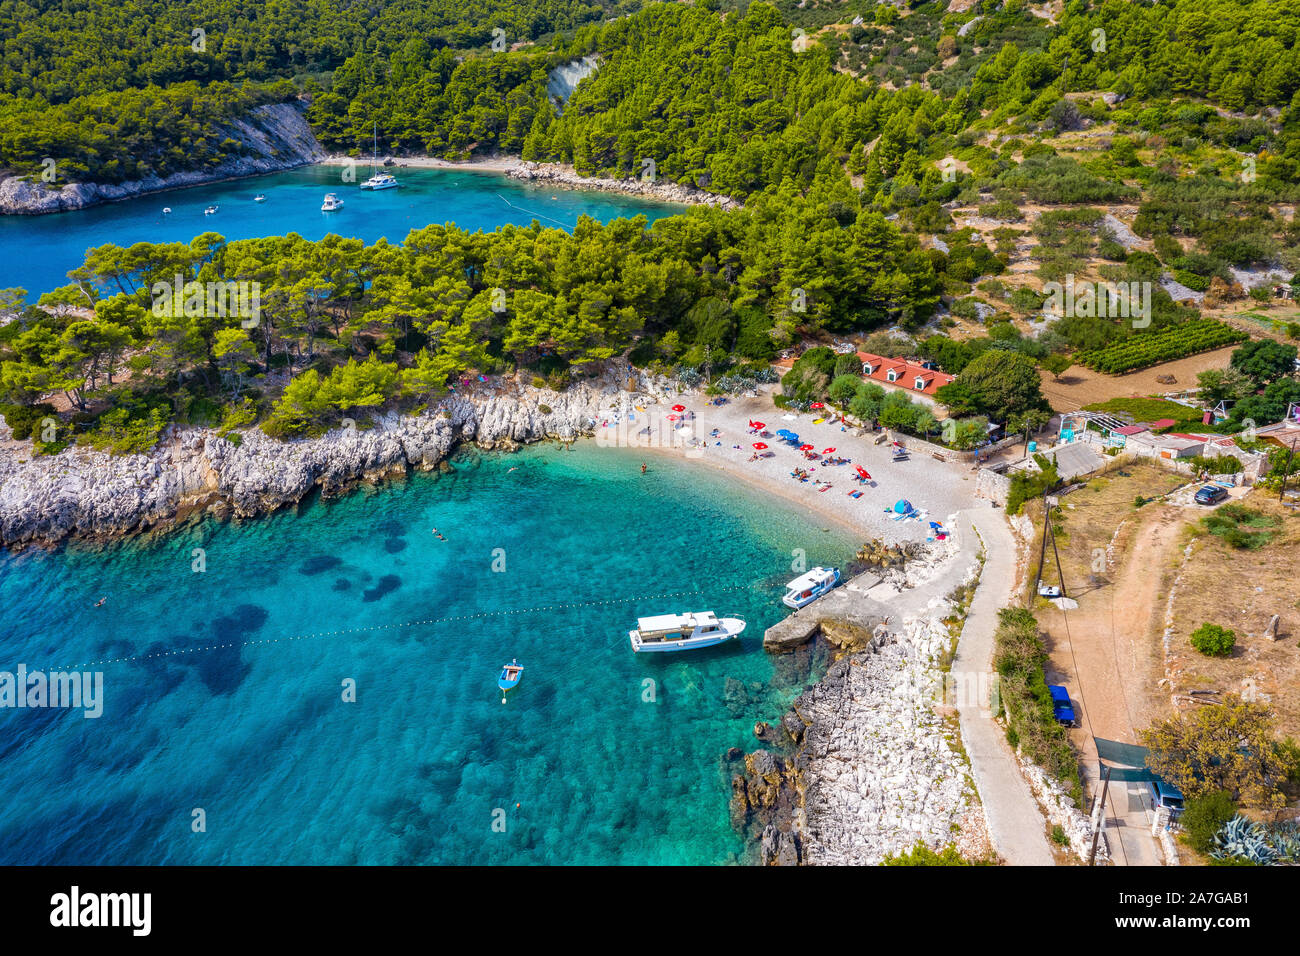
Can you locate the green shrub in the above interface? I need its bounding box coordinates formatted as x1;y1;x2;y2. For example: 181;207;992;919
1050;824;1069;846
882;842;982;865
1181;791;1237;854
1190;622;1236;657
1006;454;1062;515
0;402;57;441
993;607;1080;789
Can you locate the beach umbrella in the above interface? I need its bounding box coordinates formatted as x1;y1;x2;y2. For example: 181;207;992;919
752;442;768;450
672;404;686;412
810;402;824;409
822;447;836;454
751;421;765;429
667;414;679;421
800;444;814;451
856;466;872;480
893;499;914;514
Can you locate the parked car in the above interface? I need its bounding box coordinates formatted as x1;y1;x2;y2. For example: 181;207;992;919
1038;583;1063;599
1147;777;1185;817
1048;685;1076;726
1194;485;1229;505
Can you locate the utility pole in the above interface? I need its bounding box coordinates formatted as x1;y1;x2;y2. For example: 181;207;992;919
1089;764;1112;865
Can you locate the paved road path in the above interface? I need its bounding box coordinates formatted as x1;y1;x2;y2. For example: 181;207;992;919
952;505;1056;866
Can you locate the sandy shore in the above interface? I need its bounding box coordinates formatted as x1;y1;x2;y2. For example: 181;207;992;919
320;154;524;174
591;385;980;543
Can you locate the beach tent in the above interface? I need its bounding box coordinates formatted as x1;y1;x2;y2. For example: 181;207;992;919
893;499;914;514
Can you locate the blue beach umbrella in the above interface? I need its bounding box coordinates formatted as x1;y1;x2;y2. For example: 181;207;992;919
893;499;914;514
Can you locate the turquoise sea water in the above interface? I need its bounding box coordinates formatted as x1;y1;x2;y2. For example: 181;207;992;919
0;165;685;296
0;443;857;864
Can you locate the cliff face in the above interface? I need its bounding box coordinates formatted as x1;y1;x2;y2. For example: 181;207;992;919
0;103;327;216
0;385;612;547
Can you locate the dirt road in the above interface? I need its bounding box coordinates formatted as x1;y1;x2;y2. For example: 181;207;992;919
1038;504;1185;865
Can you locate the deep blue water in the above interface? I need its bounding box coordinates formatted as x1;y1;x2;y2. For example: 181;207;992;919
0;165;685;296
0;444;857;864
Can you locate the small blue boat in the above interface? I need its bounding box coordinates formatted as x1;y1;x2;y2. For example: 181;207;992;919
498;659;524;694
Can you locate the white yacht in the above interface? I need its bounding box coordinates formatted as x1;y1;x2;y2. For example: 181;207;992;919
321;193;344;212
359;122;399;190
782;567;840;609
628;611;746;653
361;170;398;191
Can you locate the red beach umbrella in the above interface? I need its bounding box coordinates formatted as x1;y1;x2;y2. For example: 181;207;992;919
752;442;768;450
823;447;836;454
799;444;814;451
672;404;686;412
667;414;680;421
751;421;765;429
810;402;824;409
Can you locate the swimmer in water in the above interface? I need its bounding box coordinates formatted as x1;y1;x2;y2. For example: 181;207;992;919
94;597;107;607
640;462;647;474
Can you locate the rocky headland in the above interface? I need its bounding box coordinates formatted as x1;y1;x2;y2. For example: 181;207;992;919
0;381;640;548
0;103;326;216
731;536;996;865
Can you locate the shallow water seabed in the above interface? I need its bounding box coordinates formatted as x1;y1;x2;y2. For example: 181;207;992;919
0;443;858;864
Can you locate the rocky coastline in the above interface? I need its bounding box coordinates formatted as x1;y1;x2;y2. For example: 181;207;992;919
730;541;995;865
0;103;326;216
320;153;741;209
505;161;741;209
0;382;628;549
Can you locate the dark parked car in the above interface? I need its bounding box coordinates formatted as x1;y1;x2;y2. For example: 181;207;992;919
1048;685;1076;726
1194;485;1229;505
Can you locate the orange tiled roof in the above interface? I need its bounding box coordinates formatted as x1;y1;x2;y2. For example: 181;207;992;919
854;350;955;397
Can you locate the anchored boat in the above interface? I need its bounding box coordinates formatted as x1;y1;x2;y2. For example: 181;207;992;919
359;122;400;190
498;659;523;695
321;192;344;212
782;566;840;609
628;611;745;653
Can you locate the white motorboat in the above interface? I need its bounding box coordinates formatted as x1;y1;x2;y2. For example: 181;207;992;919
204;204;218;215
321;193;344;211
253;194;266;202
628;611;746;653
782;566;840;609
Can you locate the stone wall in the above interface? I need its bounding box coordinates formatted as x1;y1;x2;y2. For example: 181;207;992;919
975;467;1012;504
